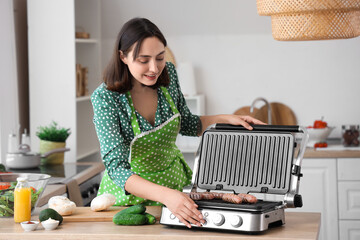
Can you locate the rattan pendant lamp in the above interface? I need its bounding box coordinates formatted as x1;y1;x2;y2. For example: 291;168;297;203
257;0;360;41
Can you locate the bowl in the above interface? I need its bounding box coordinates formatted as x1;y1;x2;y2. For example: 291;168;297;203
41;219;59;230
307;127;335;147
0;173;50;218
20;221;39;231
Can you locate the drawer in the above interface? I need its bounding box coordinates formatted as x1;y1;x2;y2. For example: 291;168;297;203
338;158;360;181
338;182;360;220
339;220;360;240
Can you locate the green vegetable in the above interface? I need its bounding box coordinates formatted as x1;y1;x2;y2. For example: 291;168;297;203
39;208;63;225
113;213;147;225
36;121;71;142
144;213;156;225
118;204;146;215
0;164;6;172
0;182;42;217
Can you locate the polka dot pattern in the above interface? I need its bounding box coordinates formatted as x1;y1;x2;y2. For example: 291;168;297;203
91;62;198;206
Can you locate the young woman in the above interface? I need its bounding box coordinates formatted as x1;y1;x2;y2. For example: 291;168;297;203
91;17;263;228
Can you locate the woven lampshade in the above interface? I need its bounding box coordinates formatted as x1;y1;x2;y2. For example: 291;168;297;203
257;0;360;41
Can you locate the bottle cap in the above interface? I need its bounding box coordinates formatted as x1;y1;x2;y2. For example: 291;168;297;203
16;177;28;182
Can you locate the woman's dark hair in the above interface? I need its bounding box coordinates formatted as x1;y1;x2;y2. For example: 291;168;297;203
104;18;170;93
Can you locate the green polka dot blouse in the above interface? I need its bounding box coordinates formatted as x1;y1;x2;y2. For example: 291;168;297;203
91;62;201;192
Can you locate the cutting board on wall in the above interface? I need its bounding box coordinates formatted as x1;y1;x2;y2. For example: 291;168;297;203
255;102;297;125
234;102;297;125
62;206;161;222
233;106;259;117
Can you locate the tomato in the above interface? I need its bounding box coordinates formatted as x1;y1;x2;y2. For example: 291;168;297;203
0;183;11;190
314;142;328;148
30;187;36;193
314;120;327;129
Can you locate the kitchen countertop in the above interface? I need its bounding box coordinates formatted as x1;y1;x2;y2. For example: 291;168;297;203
37;162;105;206
0;207;320;240
304;145;360;158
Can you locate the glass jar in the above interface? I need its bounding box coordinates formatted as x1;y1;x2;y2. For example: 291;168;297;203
342;125;360;147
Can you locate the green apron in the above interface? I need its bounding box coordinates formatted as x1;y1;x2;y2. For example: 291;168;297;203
97;87;193;206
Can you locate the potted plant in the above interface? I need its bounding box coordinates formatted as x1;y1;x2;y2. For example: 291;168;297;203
36;121;71;165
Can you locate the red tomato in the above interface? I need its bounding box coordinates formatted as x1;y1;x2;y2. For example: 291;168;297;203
314;120;327;129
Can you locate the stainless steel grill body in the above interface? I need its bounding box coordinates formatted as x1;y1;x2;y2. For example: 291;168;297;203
160;124;308;233
197;132;294;195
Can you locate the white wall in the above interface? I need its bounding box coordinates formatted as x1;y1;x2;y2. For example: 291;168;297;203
101;0;360;138
0;0;20;164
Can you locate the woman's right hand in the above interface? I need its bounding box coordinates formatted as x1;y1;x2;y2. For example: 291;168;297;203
162;189;205;228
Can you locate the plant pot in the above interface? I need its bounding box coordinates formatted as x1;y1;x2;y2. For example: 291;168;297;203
39;140;66;165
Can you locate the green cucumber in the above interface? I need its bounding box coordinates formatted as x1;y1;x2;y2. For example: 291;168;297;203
144;213;156;224
118;204;146;215
113;213;147;225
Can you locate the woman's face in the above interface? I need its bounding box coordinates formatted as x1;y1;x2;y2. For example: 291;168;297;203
120;36;166;87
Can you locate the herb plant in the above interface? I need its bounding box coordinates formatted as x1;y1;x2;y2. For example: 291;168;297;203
36;121;71;142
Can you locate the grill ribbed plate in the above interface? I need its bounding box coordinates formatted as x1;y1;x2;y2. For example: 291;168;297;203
197;131;295;194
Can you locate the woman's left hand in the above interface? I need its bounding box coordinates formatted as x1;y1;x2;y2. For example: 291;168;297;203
219;114;265;130
199;114;266;135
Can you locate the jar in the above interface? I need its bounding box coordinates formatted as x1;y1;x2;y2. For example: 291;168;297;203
342;125;359;147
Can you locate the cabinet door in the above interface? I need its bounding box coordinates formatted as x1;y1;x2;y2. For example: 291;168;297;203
338;182;360;220
286;158;338;240
339;220;360;240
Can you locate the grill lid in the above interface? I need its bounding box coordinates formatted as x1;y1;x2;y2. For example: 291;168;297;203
192;124;308;201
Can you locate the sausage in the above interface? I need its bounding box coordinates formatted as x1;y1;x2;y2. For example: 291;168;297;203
212;192;224;199
201;192;215;200
221;193;243;204
237;193;258;203
187;192;215;200
187;192;203;200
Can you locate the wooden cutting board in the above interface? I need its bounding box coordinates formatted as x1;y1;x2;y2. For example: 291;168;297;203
255;102;297;125
233;106;259;117
62;206;161;222
234;103;296;125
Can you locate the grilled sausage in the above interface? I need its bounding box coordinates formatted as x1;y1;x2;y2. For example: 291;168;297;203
201;192;215;200
221;193;243;204
212;192;224;199
238;193;257;203
187;192;203;200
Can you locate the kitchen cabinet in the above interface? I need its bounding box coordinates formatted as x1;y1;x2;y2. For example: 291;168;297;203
28;0;101;162
338;158;360;240
284;158;339;240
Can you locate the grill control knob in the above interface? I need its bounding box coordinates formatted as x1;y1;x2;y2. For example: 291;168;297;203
230;215;243;228
212;213;225;226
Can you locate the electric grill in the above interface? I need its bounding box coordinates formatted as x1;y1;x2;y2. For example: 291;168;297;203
160;124;308;233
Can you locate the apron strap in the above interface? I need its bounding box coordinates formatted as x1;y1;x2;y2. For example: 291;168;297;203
160;87;179;115
125;91;142;136
126;87;179;136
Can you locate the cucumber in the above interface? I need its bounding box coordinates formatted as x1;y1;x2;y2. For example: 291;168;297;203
144;213;156;225
113;213;147;225
118;204;146;215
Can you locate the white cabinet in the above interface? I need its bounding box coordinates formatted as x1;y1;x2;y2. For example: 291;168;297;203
286;158;339;240
176;94;205;153
338;158;360;239
28;0;101;162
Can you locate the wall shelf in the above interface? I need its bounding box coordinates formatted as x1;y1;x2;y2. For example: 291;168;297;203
76;95;91;102
75;38;98;44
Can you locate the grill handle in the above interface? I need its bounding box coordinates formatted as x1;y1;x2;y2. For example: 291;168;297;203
214;124;301;132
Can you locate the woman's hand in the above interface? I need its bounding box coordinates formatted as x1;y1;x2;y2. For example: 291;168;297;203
162;189;205;228
199;114;265;135
218;114;266;130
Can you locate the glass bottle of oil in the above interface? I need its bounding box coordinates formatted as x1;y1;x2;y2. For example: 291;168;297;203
14;177;31;223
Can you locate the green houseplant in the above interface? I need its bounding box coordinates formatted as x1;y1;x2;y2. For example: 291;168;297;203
36;121;71;165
